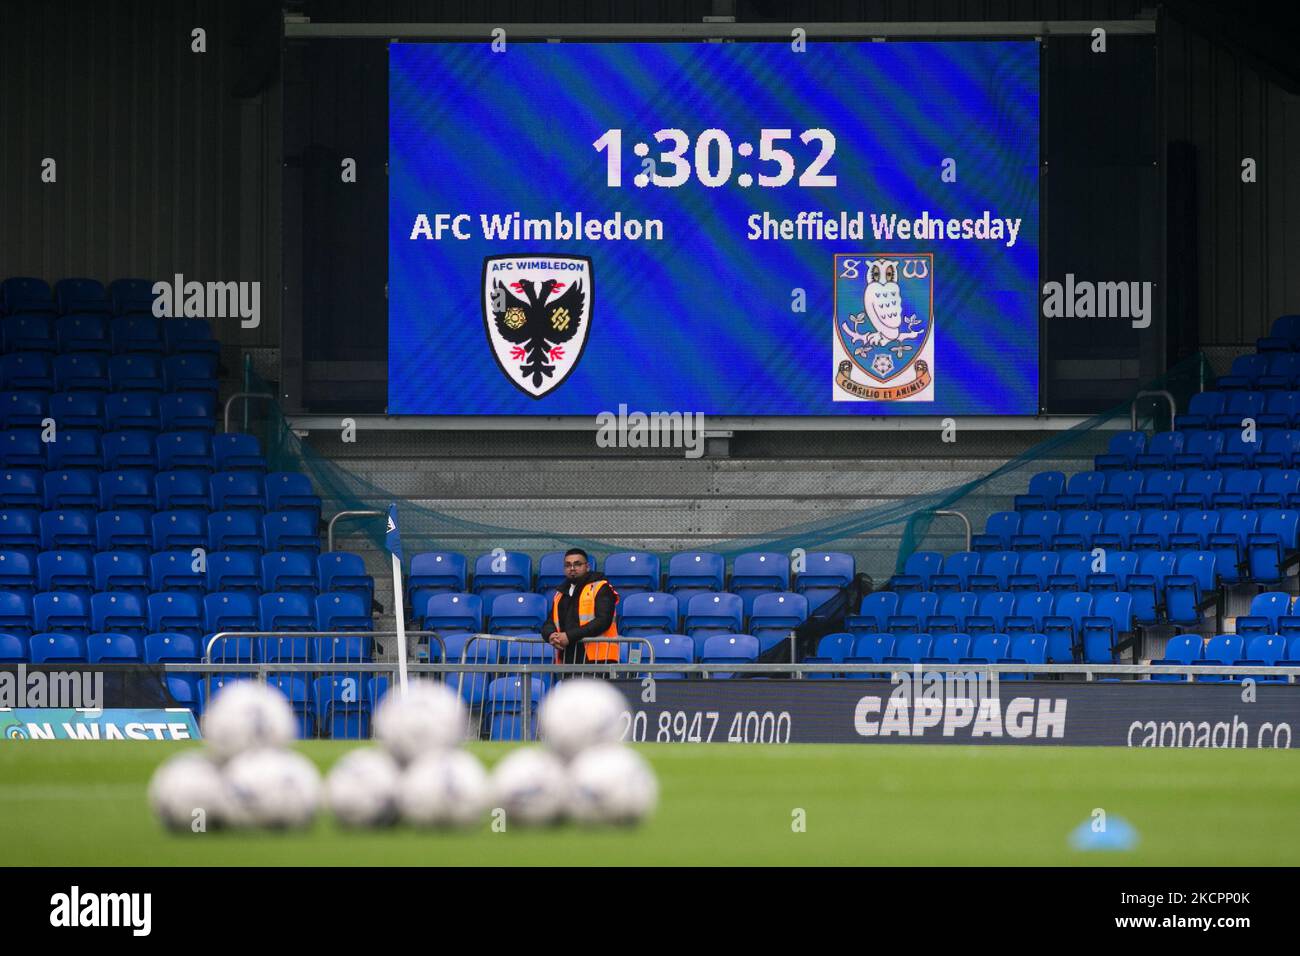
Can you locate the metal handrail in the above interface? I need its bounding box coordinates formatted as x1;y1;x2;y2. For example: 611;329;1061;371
223;392;276;433
203;629;447;664
326;509;383;551
932;510;972;552
1130;389;1177;433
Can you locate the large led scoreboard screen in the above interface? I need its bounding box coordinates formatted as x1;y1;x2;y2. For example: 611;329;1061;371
388;41;1039;416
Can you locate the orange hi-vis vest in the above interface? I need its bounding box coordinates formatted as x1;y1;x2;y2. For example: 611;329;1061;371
551;580;619;662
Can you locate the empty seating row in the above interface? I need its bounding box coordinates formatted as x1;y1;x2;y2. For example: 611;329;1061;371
806;631;1060;674
1256;314;1300;353
1152;633;1300;682
0;430;265;472
1094;429;1300;471
0;549;371;601
0;629;373;665
1215;353;1300;390
0;589;371;642
2;470;319;516
0;353;217;394
1;277;168;319
1178;391;1300;428
408;549;855;611
1;313;217;356
1;392;213;431
0;509;320;555
1015;469;1300;513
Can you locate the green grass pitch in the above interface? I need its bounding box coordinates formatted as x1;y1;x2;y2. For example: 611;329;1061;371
1;741;1298;866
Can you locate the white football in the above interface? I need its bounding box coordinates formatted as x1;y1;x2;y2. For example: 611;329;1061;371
326;748;402;828
201;681;298;763
537;679;626;760
373;680;470;764
568;744;658;826
397;749;490;828
490;746;569;826
224;748;322;830
148;751;231;832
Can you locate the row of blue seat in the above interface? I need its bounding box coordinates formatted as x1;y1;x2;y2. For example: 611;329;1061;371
0;352;218;394
1178;391;1300;427
0;589;372;642
1094;430;1300;471
407;549;855;609
1;277;162;317
1;313;217;356
0;509;321;555
1215;353;1300;390
0;549;371;600
1255;314;1300;353
0;630;373;665
1;470;319;515
1154;633;1300;680
896;548;1217;596
1016;469;1300;512
0;430;265;471
1;391;214;431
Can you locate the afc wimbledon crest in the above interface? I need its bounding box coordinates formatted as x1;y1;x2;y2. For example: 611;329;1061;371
483;255;593;399
832;254;934;402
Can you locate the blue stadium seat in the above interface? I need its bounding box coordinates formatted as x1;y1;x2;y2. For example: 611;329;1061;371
158;393;215;432
262;511;320;555
887;591;938;633
0;430;46;468
1127;551;1175;624
1173;430;1224;469
208;510;263;552
1094;431;1146;470
263;472;321;523
2;278;55;314
52;354;110;393
730;552;790;612
163;354;219;395
618;592;680;636
1;353;55;391
806;632;854;667
924;633;970;664
103;393;160;432
795;552;854;610
90;592;148;636
259;592;315;632
212;434;267;472
39;472;93;514
1052;510;1103;551
0;391;49;429
0;550;38;594
312;675;371;740
33;592;90;635
1012;510;1060;551
151;510;206;551
1164;551;1216;625
632;634;694;679
1199;635;1244;683
967;591;1015;634
39;509;95;551
317;552;374;606
1093;510;1141;550
927;591;978;634
1001;633;1047;679
1134;472;1182;510
155;470;208;510
1257;315;1300;353
108;354;164;393
315;593;373;632
1056;473;1104;510
98;470;154;510
884;633;931;664
1170;509;1220;550
35;550;91;595
1149;634;1202;682
259;634;317;664
1086;550;1138;593
891;550;941;591
1013;471;1064;511
1008;551;1058;591
1254;430;1300;469
1131;509;1179;550
488;591;549;635
1136;432;1184;470
1080;593;1133;663
444;637;496;705
45;430;100;471
156;431;213;471
0;633;28;662
749;592;808;653
1252;468;1300;509
1236;591;1291;636
421;593;481;633
108;279;158;317
146;592;203;638
110;315;165;354
1214;434;1260;471
0;508;41;554
665;551;725;602
1006;591;1053;634
974;511;1019;551
207;551;260;593
969;551;1017;592
1247;509;1299;583
162;318;219;356
1047;551;1093;592
845;633;894;676
471;551;532;601
963;632;1011;664
56;315;111;353
408;552;468;608
265;674;313;739
930;551;979;593
93;550;148;592
314;631;373;664
2;314;56;352
144;632;200;663
102;430;157;471
149;550;204;594
484;676;544;741
699;633;758;678
0;591;35;636
210;471;265;513
1208;510;1258;583
602;552;661;594
48;392;102;429
55;278;110;315
683;592;744;639
29;633;87;664
844;591;897;635
203;592;260;634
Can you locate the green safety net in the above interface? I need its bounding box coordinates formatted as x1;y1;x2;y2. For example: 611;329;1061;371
240;354;1213;583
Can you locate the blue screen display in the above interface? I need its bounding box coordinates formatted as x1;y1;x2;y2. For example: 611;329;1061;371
389;41;1039;415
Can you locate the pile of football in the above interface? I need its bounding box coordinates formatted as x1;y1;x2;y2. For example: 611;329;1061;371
147;678;657;833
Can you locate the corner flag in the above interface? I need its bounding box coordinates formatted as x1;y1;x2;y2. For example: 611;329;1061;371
385;503;409;693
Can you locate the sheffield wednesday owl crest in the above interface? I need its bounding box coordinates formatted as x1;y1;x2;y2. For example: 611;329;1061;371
832;254;934;402
483;255;593;399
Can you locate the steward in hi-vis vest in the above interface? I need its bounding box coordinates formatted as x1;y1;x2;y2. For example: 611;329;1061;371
541;549;620;664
